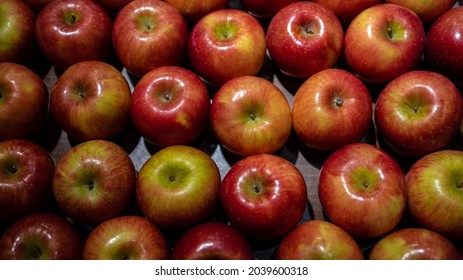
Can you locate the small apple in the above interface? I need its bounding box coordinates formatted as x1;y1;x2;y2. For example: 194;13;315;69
188;9;267;87
83;215;169;260
210;76;292;157
239;0;299;19
312;0;382;27
385;0;457;25
53;140;137;225
164;0;229;23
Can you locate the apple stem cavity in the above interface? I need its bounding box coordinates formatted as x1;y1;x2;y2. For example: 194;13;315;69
301;22;316;36
64;12;80;26
6;165;17;175
253;184;263;194
332;96;344;108
31;247;42;260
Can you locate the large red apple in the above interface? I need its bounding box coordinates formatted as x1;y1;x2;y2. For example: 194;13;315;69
53;140;137;225
112;0;188;78
239;0;299;19
318;143;407;238
312;0;382;27
210;76;292;157
375;71;463;157
292;68;372;151
220;153;307;240
385;0;457;25
266;2;343;80
164;0;229;23
35;0;113;71
0;62;49;141
188;9;266;87
344;3;425;85
131;66;210;147
50;61;132;141
0;140;55;223
83;215;169;260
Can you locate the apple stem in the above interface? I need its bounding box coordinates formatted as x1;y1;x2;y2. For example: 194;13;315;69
169;175;176;182
332;96;343;107
301;22;315;36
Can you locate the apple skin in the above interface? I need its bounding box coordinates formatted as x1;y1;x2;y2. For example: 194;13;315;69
164;0;229;23
312;0;382;27
83;215;169;260
50;61;132;141
266;2;344;80
136;145;221;229
292;68;372;151
220;154;307;240
35;0;113;71
0;62;49;141
131;66;210;147
369;228;462;260
210;76;292;157
275;220;364;260
344;3;426;85
113;0;188;78
171;222;254;260
406;150;463;241
425;6;463;86
52;140;137;226
239;0;299;19
385;0;457;25
375;71;463;158
188;9;267;87
0;212;83;260
318;143;407;239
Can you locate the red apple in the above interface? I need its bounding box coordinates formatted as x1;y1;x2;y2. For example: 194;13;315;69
344;3;425;85
136;145;221;229
406;150;463;241
318;143;407;238
35;0;113;71
220;154;307;240
83;215;169;260
375;71;463;157
292;68;373;151
239;0;299;19
210;76;292;156
188;9;266;86
20;0;54;12
131;66;210;147
93;0;134;15
275;220;364;260
171;222;254;260
385;0;457;25
164;0;229;23
112;0;188;78
425;6;463;86
369;228;462;260
50;61;132;141
53;140;137;225
0;140;55;223
0;62;49;141
0;212;83;260
312;0;382;27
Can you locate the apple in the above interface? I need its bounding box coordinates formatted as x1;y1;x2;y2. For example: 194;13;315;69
344;3;426;85
93;0;134;16
164;0;229;23
0;62;49;141
49;61;132;141
136;145;221;229
239;0;299;19
425;6;463;86
266;2;344;80
384;0;457;25
369;228;462;260
210;75;292;157
220;153;307;240
188;9;267;87
20;0;54;12
83;215;169;260
318;143;407;238
275;220;364;260
35;0;113;71
291;68;373;151
406;150;463;241
112;0;188;78
131;66;210;147
171;222;254;260
312;0;382;27
52;140;137;226
375;71;463;157
0;212;83;260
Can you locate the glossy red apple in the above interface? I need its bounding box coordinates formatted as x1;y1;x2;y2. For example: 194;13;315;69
210;76;292;156
385;0;457;25
312;0;382;27
35;0;113;71
375;71;463;157
188;9;266;86
0;62;49;141
318;143;407;238
83;215;169;260
131;66;210;147
266;2;343;80
344;3;426;85
53;140;137;225
220;153;307;240
292;68;372;151
239;0;299;19
112;0;188;78
164;0;229;23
